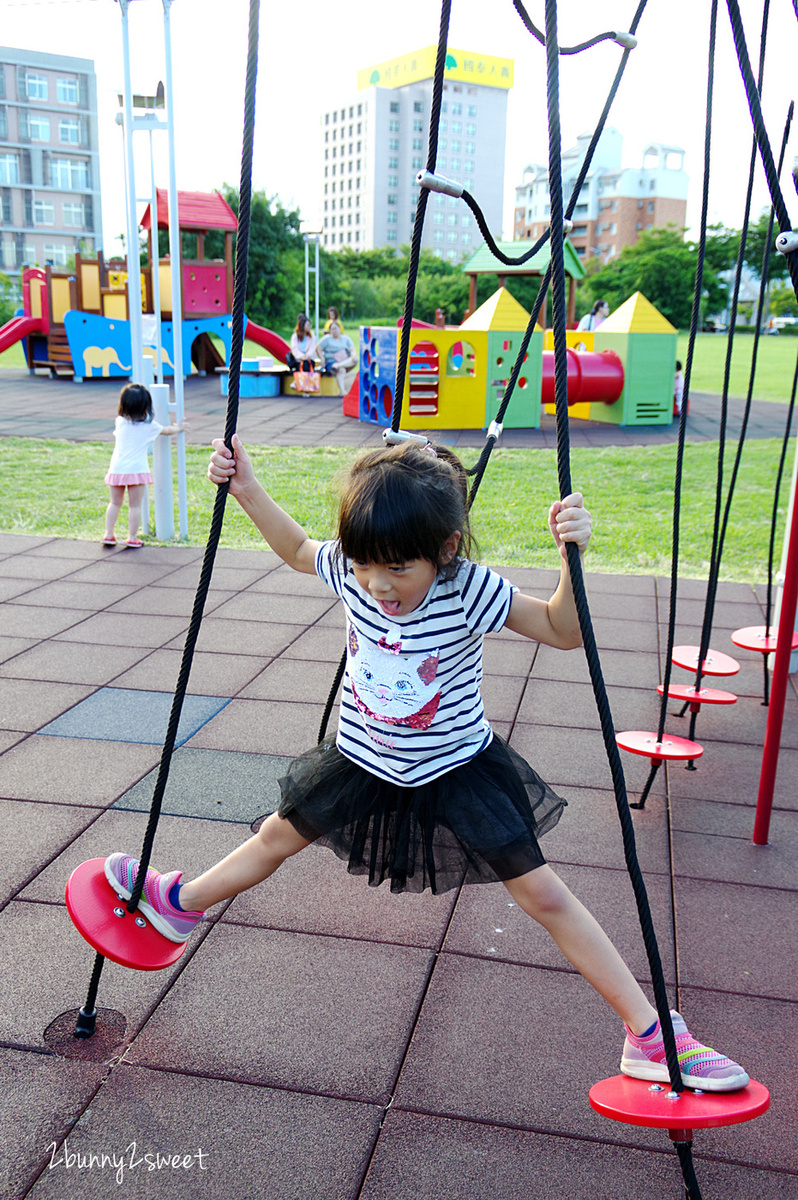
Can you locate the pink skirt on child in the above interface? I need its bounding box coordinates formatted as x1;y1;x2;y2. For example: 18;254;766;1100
105;472;153;486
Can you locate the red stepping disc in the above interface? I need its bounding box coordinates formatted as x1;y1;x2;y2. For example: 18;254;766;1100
616;730;703;762
66;858;186;971
672;645;740;676
731;625;798;654
657;683;738;709
589;1074;770;1139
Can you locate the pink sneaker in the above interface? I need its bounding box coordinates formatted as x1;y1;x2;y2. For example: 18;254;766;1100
621;1011;750;1092
104;853;204;943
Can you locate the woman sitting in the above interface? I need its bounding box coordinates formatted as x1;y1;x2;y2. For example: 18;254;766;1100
317;321;356;395
286;314;317;373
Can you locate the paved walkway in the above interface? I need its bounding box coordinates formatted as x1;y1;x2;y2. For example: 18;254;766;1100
0;366;793;449
1;368;796;1199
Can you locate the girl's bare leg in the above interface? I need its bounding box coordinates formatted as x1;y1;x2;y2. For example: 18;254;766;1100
505;865;658;1036
105;485;125;540
126;483;146;541
178;813;311;911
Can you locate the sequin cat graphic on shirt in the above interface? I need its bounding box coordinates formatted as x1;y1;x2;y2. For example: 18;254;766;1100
347;623;441;730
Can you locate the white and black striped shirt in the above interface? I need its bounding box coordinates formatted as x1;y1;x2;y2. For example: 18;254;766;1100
316;541;517;786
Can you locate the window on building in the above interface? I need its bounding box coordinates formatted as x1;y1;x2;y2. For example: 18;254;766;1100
636;222;642;231
387;211;397;224
332;111;337;122
412;138;423;151
611;199;618;212
389;119;399;132
452;103;462;115
461;215;471;226
387;194;397;205
467;105;477;117
412;157;422;170
0;154;20;185
465;141;475;154
649;180;655;190
446;250;458;261
357;140;361;151
645;223;653;230
437;157;446;170
447;231;459;244
62;201;84;226
390;101;399;113
0;106;7;139
447;214;457;226
388;175;398;187
349;125;353;136
34;200;55;225
387;230;397;242
388;156;399;170
466;123;476;136
325;113;329;125
29;114;51;141
324;149;328;160
357;122;361;133
465;160;474;172
461;232;471;245
450;158;460;171
464;178;473;190
433;212;444;225
413;119;423;131
357;104;362;116
440;120;447;132
441;102;447;113
450;140;460;153
647;200;654;213
27;73;48;101
340;109;345;119
414;101;423;113
43;243;69;265
0;67;5;100
348;143;353;154
349;106;354;118
451;121;461;134
388;139;399;151
438;139;446;151
434;230;443;243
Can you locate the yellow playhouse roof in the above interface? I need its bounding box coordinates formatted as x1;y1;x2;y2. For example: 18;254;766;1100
459;286;536;332
600;291;677;334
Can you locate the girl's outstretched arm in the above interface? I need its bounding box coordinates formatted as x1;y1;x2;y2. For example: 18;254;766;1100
208;434;321;574
504;492;591;648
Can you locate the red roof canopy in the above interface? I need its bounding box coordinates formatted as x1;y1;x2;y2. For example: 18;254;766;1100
140;189;238;233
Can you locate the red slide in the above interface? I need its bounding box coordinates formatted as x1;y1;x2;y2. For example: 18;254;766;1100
243;318;291;364
0;314;43;355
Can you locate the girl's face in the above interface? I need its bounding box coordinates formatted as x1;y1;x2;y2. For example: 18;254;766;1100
303;320;312;336
351;534;460;617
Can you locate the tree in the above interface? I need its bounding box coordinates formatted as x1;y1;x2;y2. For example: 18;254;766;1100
0;272;17;326
743;209;790;284
579;226;723;329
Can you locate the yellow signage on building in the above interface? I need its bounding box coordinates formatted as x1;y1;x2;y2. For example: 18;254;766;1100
358;46;513;91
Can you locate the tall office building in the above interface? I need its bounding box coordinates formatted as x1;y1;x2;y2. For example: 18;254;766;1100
513;128;688;263
321;47;513;258
0;46;101;283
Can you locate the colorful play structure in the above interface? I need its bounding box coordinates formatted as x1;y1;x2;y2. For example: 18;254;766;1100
356;287;678;431
0;189;292;383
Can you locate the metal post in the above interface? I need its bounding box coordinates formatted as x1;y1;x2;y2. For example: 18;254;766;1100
162;0;188;539
151;383;174;539
773;431;798;673
754;463;798;844
118;0;144;381
147;128;164;386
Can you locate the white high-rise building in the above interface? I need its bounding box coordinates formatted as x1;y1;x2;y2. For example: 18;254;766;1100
0;46;101;283
321;46;513;260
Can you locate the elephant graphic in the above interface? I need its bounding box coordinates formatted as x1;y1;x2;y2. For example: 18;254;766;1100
83;345;132;377
143;345;175;369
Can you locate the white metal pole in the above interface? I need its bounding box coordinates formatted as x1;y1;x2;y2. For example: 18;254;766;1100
304;236;310;326
148;128;164;386
118;0;144;380
314;235;319;338
151;382;174;540
162;0;187;539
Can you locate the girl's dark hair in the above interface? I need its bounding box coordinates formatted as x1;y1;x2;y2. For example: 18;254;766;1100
118;383;153;422
592;298;608;315
295;312;309;337
335;442;474;579
327;306;339;321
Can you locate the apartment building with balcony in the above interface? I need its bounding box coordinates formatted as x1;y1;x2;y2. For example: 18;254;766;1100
513;128;687;262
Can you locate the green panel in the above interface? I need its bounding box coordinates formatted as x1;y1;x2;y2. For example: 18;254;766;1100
591;332;676;426
587;333;628;426
485;329;542;428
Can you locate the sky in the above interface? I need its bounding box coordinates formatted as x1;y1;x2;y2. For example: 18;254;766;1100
3;0;797;257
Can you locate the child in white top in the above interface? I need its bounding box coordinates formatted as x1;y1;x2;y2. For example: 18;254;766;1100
103;383;186;547
106;437;749;1093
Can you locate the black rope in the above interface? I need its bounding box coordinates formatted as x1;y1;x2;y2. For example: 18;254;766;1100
466;0;648;510
687;0;772;737
127;0;260;913
513;0;636;54
392;0;452;433
725;0;798;302
543;10;699;1194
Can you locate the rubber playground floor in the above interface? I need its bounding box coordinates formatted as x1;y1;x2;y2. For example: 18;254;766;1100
0;369;797;1199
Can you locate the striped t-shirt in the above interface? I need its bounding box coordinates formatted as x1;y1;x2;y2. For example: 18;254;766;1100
316;541;517;786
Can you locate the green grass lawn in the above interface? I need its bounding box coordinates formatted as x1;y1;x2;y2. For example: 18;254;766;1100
0;437;788;583
677;331;798;401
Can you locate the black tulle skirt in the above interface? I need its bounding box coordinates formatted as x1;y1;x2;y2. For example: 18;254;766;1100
277;734;566;894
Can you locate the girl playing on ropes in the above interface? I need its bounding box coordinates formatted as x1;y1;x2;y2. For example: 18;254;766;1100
106;435;748;1093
